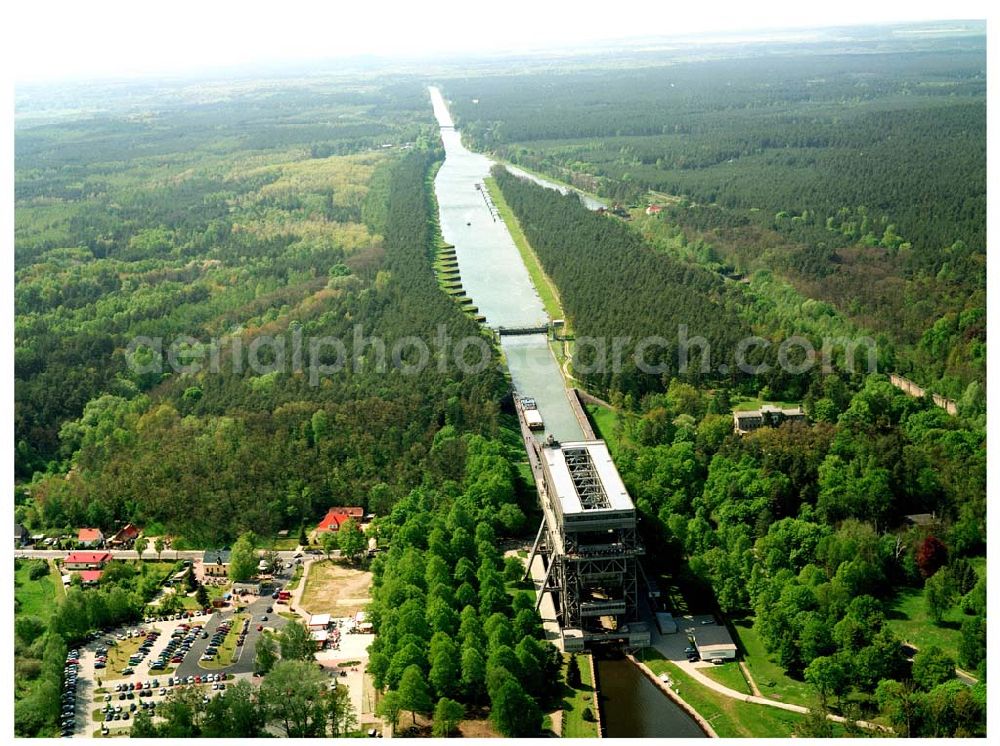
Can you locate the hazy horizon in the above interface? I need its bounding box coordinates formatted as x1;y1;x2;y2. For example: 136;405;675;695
8;0;987;85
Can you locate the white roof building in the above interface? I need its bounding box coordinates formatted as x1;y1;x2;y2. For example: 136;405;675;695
308;613;331;629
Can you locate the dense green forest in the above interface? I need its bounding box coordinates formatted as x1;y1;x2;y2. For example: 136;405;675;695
602;373;985;735
445;41;986;404
15;81;512;546
366;433;557;737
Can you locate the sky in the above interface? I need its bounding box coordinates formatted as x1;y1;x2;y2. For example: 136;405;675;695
5;0;991;84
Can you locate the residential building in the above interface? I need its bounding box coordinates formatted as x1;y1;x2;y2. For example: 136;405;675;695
78;528;104;547
64;551;112;570
315;507;362;533
108;523;141;548
77;570;103;585
732;405;805;434
15;522;28;548
203;549;231;577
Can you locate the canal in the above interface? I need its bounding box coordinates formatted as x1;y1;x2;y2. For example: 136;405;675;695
596;657;708;738
429;85;706;737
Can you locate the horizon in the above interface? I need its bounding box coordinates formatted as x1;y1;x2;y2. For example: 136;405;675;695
8;1;988;86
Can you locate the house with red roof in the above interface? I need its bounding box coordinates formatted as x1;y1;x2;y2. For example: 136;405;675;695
77;570;103;585
645;204;663;216
64;552;112;570
316;510;352;533
77;527;104;547
108;523;141;548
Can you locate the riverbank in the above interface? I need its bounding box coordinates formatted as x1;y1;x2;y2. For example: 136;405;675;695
627;654;718;738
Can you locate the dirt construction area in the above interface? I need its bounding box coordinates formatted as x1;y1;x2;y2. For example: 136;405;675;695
299;561;371;617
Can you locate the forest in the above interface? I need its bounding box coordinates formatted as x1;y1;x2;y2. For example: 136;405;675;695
602;374;986;735
445;39;986;405
366;433;558;737
15;81;511;546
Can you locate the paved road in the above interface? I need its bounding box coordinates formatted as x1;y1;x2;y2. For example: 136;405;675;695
14;548;310;561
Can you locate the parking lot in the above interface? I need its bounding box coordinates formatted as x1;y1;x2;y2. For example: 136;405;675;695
69;601;287;738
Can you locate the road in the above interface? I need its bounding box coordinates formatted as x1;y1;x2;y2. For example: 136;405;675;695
14;548;312;562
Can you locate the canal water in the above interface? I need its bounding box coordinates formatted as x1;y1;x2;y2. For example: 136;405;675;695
597;657;708;738
430;86;705;737
430;86;580;442
504;164;607;211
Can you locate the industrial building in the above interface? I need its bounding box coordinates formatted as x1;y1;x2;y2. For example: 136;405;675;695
690;619;738;661
525;438;648;650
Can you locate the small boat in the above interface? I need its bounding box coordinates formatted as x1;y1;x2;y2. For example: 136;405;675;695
466;221;471;226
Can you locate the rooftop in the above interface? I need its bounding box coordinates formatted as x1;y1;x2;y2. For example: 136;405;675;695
541;440;634;515
78;528;103;542
691;623;737;649
65;551;112;564
203;549;232;564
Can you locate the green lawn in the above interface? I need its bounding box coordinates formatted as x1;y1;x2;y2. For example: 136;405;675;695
634;649;811;738
286;565;304;591
886;588;967;661
885;558;984;664
699;662;752;695
584;403;623;454
561;653;599;737
268;536;301;551
485;176;565;325
14;560;64;621
102;636;145;681
731;619;816;706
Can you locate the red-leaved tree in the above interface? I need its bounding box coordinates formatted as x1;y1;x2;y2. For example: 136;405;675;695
916;535;948;578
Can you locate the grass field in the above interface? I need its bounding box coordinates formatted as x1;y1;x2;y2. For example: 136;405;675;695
731;619;816;706
285;565;304;591
101;637;145;681
584;403;623;455
635;649;811;738
485;176;566;325
561;653;599;737
885;558;984;665
699;662;752;695
14;560;64;621
300;560;371;617
886;589;967;660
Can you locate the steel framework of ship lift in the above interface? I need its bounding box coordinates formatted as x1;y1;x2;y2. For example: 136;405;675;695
524;446;640;634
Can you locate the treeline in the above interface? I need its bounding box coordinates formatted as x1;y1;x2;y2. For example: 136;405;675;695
448;49;985;253
609;373;985;734
493;166;751;398
367;433;557;737
21;148;507;545
15;78;437;477
129;660;356;738
445;44;986;403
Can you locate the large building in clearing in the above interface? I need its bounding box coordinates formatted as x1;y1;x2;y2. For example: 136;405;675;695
732;404;805;435
527;438;648;650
